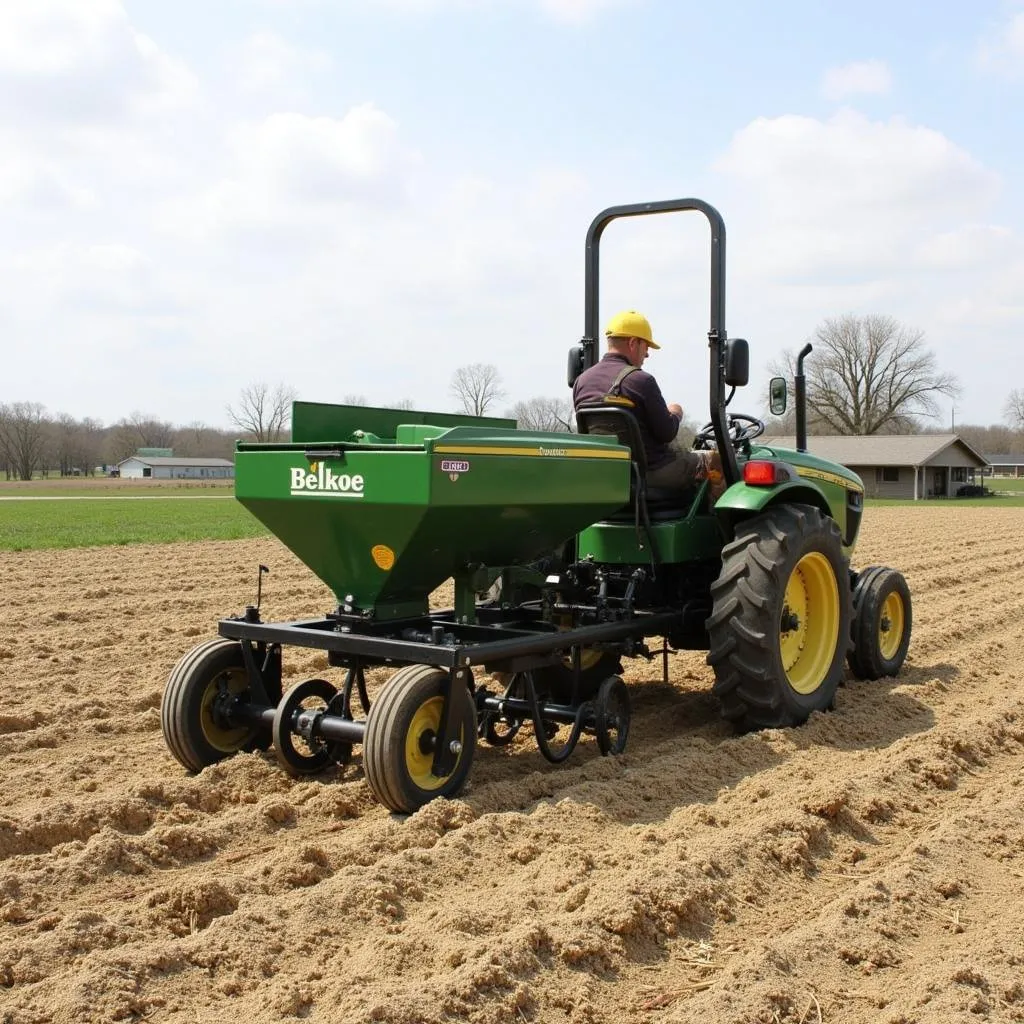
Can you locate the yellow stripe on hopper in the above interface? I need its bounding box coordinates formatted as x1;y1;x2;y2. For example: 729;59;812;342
434;445;629;460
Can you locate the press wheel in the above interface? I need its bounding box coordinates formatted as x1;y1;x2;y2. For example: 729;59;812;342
162;638;263;773
273;678;349;776
363;665;476;813
593;676;630;755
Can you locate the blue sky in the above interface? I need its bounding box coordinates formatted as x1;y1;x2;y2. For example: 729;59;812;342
1;0;1022;429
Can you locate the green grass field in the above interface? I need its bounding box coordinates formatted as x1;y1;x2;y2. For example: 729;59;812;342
3;482;1021;551
0;498;267;551
990;476;1024;493
866;478;1024;507
0;480;233;498
866;496;1024;507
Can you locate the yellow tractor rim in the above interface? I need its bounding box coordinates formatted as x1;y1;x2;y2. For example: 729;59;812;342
200;669;252;752
405;696;460;791
563;648;604;672
878;591;905;660
779;552;841;695
558;615;603;672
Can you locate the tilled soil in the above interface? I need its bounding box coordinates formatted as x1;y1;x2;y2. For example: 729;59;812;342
1;507;1022;1023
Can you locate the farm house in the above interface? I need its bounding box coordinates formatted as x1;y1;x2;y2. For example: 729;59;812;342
985;453;1024;478
116;455;234;480
762;434;989;499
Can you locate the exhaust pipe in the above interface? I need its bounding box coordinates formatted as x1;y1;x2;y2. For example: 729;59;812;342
796;342;812;453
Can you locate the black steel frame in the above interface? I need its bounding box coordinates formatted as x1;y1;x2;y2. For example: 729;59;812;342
218;606;682;778
219;606;680;671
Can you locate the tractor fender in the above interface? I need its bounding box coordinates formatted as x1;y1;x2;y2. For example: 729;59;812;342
714;479;832;523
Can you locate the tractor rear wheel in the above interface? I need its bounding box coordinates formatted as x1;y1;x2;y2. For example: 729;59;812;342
848;567;912;679
162;638;263;772
708;504;851;730
363;665;476;814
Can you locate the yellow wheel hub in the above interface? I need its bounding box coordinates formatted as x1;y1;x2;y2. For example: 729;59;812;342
878;590;905;660
558;616;603;673
405;696;461;791
200;669;252;752
779;552;840;695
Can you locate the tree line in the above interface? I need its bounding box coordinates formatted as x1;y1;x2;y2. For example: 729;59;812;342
0;404;240;480
3;313;1022;480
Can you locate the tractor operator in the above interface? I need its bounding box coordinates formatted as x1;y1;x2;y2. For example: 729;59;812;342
572;309;723;496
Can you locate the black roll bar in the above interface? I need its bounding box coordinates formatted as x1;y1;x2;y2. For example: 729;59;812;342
581;199;738;485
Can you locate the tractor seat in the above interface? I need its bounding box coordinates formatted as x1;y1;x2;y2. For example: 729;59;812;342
574;404;692;521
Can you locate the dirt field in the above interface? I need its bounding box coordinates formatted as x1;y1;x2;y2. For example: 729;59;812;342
2;507;1023;1023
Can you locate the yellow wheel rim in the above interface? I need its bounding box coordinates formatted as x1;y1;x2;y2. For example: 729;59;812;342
563;648;604;672
405;696;461;791
200;669;251;752
878;591;905;661
558;615;603;673
779;552;841;695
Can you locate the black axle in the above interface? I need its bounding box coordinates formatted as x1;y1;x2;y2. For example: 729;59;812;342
228;699;366;743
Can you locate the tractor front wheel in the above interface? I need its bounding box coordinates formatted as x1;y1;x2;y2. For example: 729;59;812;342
162;638;264;772
363;665;476;814
708;504;851;730
848;567;912;679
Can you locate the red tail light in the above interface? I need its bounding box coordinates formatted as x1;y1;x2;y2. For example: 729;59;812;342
743;460;786;486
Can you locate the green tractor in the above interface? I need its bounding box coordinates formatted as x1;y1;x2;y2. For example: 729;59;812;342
161;198;912;813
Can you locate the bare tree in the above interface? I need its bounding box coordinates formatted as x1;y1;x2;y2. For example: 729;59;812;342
127;412;175;448
174;421;234;459
226;383;297;442
389;398;415;411
0;402;49;480
450;363;506;417
773;314;960;435
52;413;97;476
106;412;176;463
1004;389;1024;430
509;396;574;432
342;394;368;406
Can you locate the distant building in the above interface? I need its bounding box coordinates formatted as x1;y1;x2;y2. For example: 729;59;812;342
117;455;234;480
984;453;1024;478
762;434;988;500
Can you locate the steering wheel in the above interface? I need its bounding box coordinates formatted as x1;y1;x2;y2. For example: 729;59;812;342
693;413;765;451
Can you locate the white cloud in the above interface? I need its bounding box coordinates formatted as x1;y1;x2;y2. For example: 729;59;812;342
0;0;197;125
820;59;892;101
707;110;1023;424
536;0;631;23
0;153;97;210
261;0;633;22
976;10;1024;76
913;224;1015;270
4;242;175;313
714;110;999;279
228;31;332;93
0;2;1019;432
160;105;423;239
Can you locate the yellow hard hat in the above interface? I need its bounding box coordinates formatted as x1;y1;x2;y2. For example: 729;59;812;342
605;309;660;349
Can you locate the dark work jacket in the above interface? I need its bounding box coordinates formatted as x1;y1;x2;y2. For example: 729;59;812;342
572;352;681;470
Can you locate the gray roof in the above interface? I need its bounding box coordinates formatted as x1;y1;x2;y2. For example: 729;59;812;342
985;452;1024;465
762;433;989;468
118;456;234;467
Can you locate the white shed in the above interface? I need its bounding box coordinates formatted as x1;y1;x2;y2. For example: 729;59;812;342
117;456;234;480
